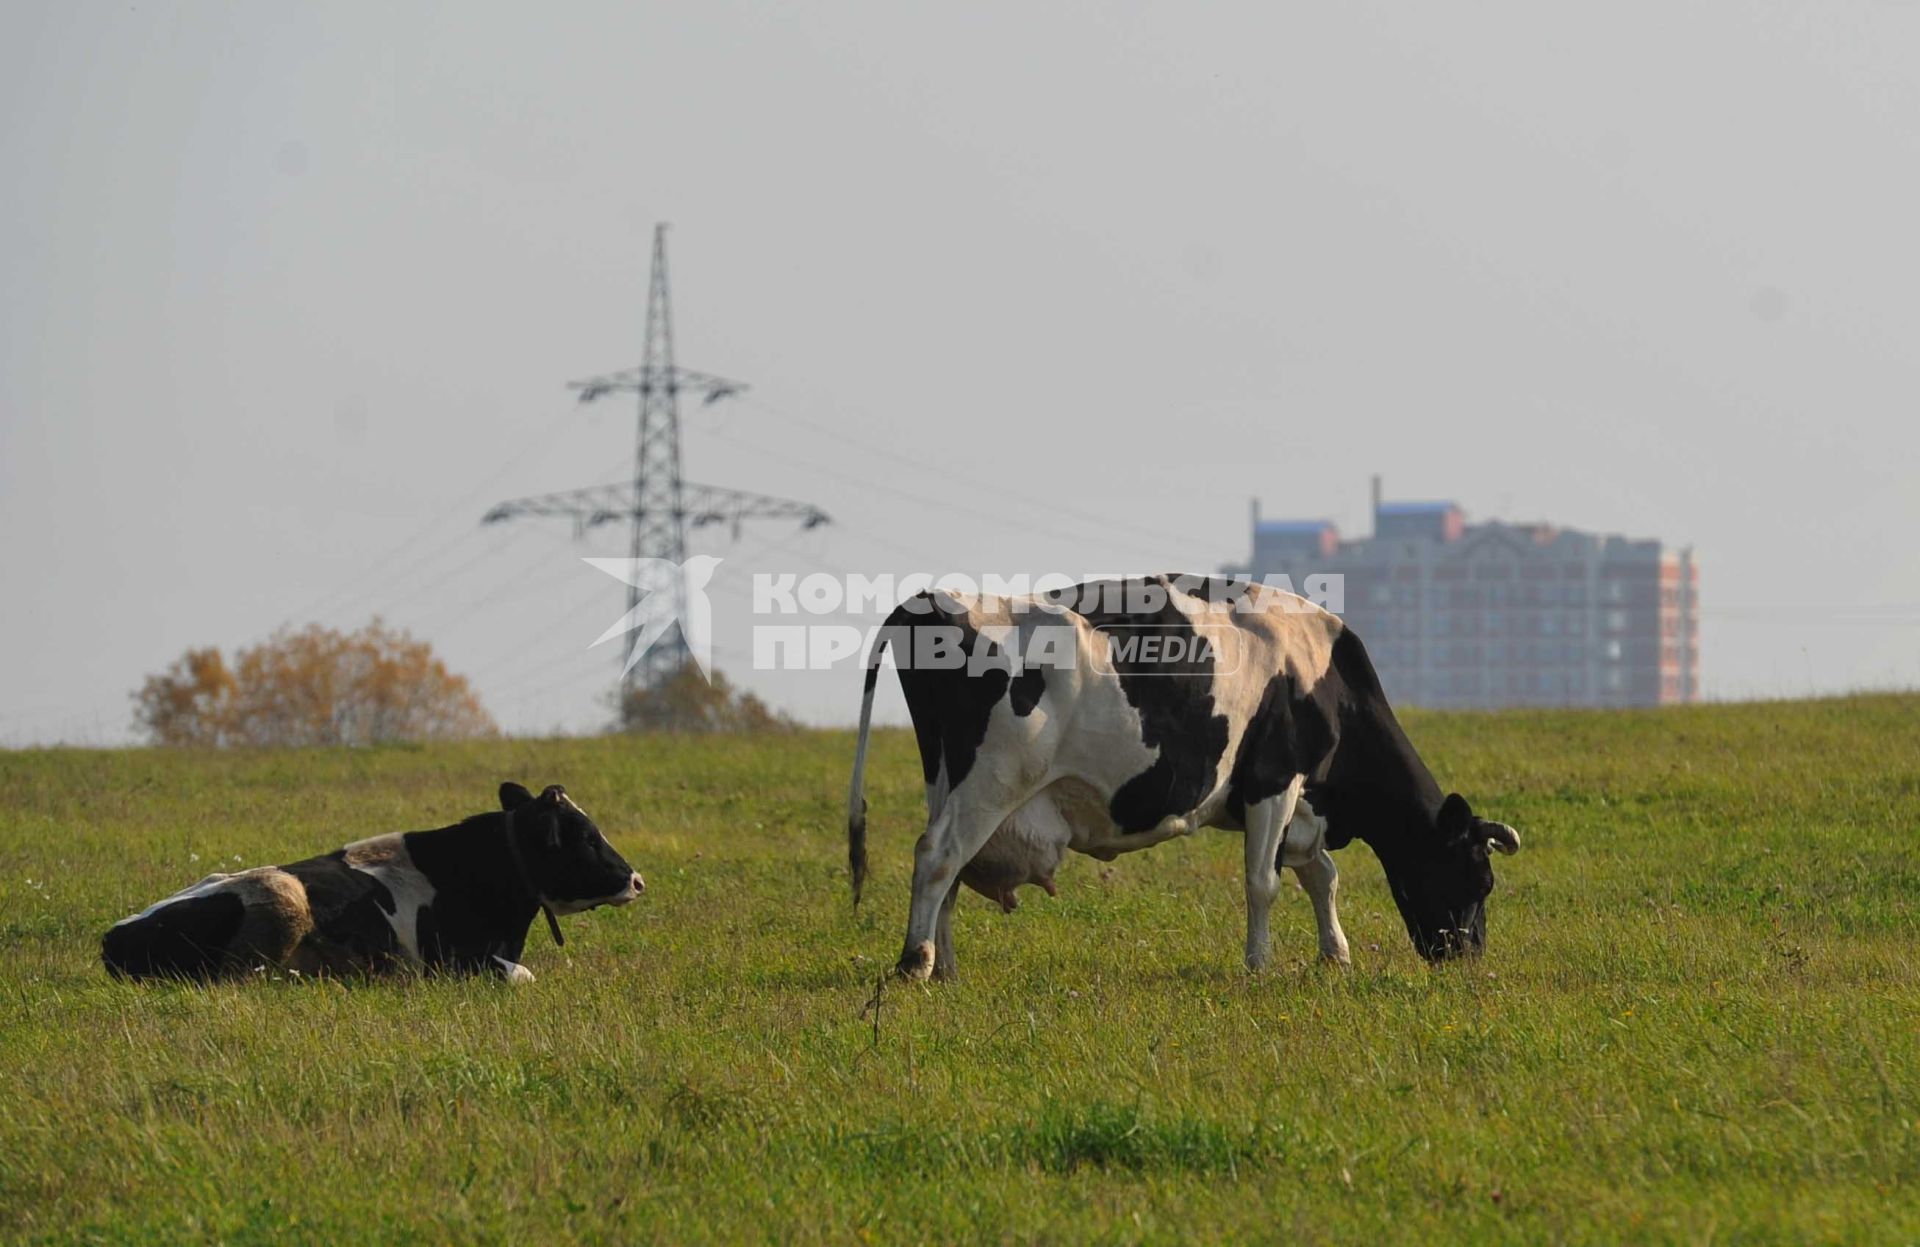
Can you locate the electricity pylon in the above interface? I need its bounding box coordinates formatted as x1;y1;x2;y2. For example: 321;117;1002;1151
484;224;829;694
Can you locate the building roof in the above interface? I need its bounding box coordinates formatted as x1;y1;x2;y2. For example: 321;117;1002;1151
1254;519;1335;535
1375;501;1459;515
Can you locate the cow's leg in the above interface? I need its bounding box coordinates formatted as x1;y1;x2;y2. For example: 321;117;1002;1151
1293;848;1350;965
918;759;964;982
932;884;960;981
1242;776;1303;970
898;797;1016;982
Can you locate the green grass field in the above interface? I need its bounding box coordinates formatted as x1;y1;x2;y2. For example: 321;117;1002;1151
2;695;1917;1244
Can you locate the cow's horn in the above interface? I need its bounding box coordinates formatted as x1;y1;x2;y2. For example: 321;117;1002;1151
1484;823;1521;855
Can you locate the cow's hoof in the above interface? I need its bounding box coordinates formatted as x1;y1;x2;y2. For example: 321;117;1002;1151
492;955;536;984
895;940;935;982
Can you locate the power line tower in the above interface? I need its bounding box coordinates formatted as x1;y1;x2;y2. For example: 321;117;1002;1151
484;224;829;696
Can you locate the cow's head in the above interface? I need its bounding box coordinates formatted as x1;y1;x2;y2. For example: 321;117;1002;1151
1389;793;1520;961
500;782;645;914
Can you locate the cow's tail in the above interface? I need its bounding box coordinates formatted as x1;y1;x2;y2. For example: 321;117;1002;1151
847;608;908;907
101;889;246;982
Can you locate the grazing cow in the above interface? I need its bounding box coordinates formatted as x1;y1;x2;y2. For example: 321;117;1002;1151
846;575;1521;980
102;783;643;984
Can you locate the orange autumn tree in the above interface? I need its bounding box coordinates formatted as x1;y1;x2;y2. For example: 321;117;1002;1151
135;621;496;747
131;648;237;747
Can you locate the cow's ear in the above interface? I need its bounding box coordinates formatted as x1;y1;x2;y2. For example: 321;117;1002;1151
500;782;534;811
1437;793;1474;839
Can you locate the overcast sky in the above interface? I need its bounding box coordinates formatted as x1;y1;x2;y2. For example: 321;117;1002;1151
4;2;1917;744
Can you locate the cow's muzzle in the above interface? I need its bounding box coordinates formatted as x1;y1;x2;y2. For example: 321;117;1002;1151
550;873;646;915
1417;903;1486;962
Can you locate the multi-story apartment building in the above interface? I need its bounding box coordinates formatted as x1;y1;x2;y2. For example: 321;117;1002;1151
1234;487;1699;708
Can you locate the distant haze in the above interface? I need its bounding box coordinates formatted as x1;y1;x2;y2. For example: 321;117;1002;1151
4;2;1917;744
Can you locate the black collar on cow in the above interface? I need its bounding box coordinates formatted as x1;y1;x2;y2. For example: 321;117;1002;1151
502;807;566;948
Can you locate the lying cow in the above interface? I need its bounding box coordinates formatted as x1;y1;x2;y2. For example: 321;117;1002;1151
846;575;1521;980
102;782;643;983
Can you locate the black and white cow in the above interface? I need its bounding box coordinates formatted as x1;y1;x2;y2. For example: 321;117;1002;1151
846;575;1521;980
102;783;643;984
